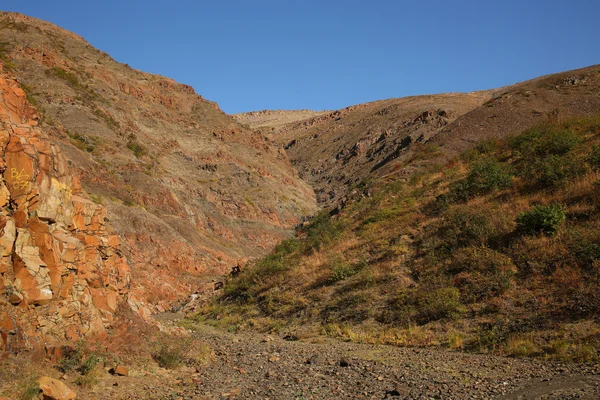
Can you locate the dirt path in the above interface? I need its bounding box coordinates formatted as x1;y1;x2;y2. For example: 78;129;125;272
81;320;600;399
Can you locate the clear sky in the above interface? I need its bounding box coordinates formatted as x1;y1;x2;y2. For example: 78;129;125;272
3;1;599;113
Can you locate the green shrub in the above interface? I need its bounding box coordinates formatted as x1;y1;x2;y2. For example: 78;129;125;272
57;342;102;375
510;125;581;158
46;67;80;88
466;159;513;194
473;323;509;352
329;259;367;283
17;375;40;400
415;287;464;323
127;140;146;157
436;206;499;250
516;204;566;236
525;154;588;187
448;159;512;202
67;131;95;153
448;247;515;303
392;287;464;325
304;212;343;251
566;230;600;269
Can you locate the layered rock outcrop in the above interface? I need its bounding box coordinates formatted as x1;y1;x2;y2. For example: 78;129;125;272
0;12;317;314
0;64;130;353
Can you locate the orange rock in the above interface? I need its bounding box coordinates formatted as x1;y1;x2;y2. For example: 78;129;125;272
108;235;120;248
65;325;80;342
112;365;129;376
38;376;77;400
4;141;34;200
0;314;14;331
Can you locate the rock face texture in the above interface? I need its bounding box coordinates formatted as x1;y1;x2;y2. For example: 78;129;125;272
0;64;130;354
0;12;317;315
238;93;491;207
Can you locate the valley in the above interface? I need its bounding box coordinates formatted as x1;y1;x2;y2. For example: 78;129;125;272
0;10;600;400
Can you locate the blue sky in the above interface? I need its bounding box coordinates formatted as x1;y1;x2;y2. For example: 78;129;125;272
3;1;599;113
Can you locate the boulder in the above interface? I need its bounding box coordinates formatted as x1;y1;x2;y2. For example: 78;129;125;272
38;376;77;400
109;365;129;376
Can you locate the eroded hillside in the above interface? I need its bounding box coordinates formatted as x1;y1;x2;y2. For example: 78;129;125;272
243;93;492;206
0;12;317;313
240;66;600;209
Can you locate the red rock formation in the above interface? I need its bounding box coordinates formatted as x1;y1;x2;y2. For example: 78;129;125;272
0;63;130;354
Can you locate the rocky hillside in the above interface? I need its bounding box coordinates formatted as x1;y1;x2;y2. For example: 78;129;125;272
199;113;600;362
0;63;130;354
251;93;492;207
245;65;600;209
233;109;329;131
0;12;317;317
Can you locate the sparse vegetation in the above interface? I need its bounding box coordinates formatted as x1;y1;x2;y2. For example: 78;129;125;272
127;140;147;158
57;341;103;375
67;130;96;153
46;66;81;87
151;336;211;369
16;375;40;400
0;41;16;70
188;115;600;361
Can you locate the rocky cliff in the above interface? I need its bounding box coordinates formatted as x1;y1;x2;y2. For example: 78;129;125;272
0;12;317;319
0;63;130;354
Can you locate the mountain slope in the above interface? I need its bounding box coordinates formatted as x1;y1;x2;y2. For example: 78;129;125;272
195;114;600;361
233;109;329;131
242;65;600;209
244;93;492;206
0;12;317;313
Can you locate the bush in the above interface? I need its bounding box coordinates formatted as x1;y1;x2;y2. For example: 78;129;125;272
516;204;566;236
525;154;588;187
17;375;40;400
152;337;192;369
506;336;540;357
46;67;80;88
436;206;499;250
466;159;513;194
57;341;102;375
304;212;343;251
127;140;146;157
509;125;581;158
415;287;464;323
448;159;513;202
565;230;600;269
391;287;464;325
329;259;367;283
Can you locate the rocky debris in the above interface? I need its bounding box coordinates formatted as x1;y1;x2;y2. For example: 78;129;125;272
562;75;588;86
38;376;76;400
113;321;599;400
0;64;130;352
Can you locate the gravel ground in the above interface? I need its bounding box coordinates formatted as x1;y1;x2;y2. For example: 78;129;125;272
80;322;600;399
182;325;599;399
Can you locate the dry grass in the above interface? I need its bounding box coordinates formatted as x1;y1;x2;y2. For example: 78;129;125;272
191;116;600;361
